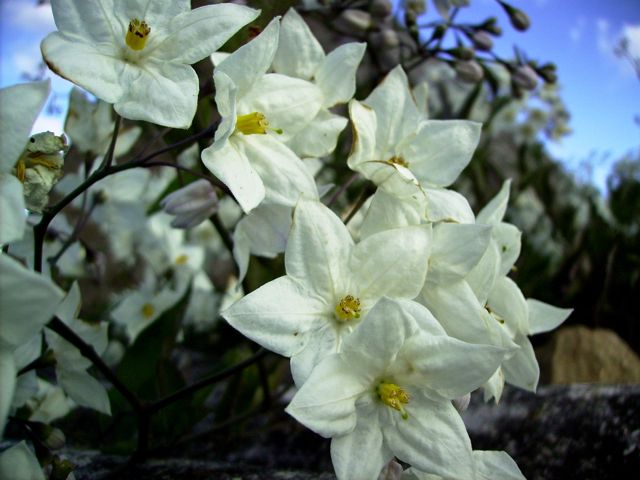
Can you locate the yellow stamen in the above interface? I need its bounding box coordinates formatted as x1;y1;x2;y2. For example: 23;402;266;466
15;159;26;183
387;156;409;168
334;295;361;322
235;112;283;135
141;303;155;319
175;254;189;265
377;382;410;420
126;18;150;51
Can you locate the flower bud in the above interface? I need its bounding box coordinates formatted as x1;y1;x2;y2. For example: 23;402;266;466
499;1;530;31
370;0;392;18
480;17;502;36
471;31;493;51
160;179;219;229
455;60;484;83
31;422;66;450
50;456;74;480
404;0;426;15
537;63;558;83
370;27;400;49
512;64;538;90
447;46;475;60
333;9;372;36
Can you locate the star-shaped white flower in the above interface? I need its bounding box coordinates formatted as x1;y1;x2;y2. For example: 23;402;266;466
286;297;506;479
348;66;481;223
202;19;322;213
41;0;259;128
224;198;432;385
272;8;366;158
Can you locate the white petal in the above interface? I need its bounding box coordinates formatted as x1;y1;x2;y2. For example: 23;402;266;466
429;223;491;285
423;186;475;223
0;175;27;245
51;0;119;43
474;450;526;480
216;18;280;97
502;334;540;392
201;138;265;213
331;413;390;480
316;42;366;107
41;33;123;104
388;393;474;479
114;60;198;128
285;199;353;301
0;80;50;172
405;120;481;187
487;276;529;336
290;324;340;386
359;189;423;239
286;355;367;438
527;299;572;335
0;349;16;437
0;441;45;480
402;334;506;399
274;8;325;79
286;109;348;158
347;99;379;170
351;225;431;300
113;0;189;33
213;70;238;144
57;368;111;415
493;223;522;276
0;255;63;349
483;367;505;403
465;239;501;305
152;4;259;64
239;135;319;206
223;276;328;358
477;179;512;225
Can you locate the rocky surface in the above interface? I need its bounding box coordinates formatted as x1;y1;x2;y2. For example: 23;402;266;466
4;384;639;479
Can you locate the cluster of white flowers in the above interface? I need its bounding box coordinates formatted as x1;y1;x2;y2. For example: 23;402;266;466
0;1;572;479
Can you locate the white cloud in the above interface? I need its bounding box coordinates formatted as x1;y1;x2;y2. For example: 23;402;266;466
595;18;638;79
0;0;55;32
621;24;640;58
569;16;586;44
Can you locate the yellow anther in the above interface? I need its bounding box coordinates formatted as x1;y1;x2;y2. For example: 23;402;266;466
175;254;189;265
335;295;361;322
126;18;151;51
235;112;283;136
377;382;410;420
387;156;409;168
141;303;155;319
15;159;26;183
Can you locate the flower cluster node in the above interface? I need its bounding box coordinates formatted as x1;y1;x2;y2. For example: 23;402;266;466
235;112;283;136
387;156;409;168
126;18;151;51
334;295;362;321
377;381;410;420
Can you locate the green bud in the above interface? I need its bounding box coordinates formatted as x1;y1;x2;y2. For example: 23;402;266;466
499;1;530;31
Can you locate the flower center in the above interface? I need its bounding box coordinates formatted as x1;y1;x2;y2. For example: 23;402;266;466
126;18;151;51
141;303;155;319
175;254;189;265
387;156;409;168
334;295;361;322
235;112;283;135
377;381;410;420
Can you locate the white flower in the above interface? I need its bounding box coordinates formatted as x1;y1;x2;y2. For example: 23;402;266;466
272;8;366;158
160;179;219;229
202;19;322;213
41;0;259;128
403;450;526;480
224;198;432;385
44;283;111;415
0;441;45;480
0;80;50;245
348;66;481;223
0;254;64;437
285;298;506;479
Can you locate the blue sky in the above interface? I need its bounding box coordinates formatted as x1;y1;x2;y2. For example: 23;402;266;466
1;0;639;192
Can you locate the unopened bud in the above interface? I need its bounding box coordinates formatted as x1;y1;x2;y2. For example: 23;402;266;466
499;1;530;31
448;46;475;60
31;422;66;450
455;60;484;83
404;0;426;15
480;17;502;36
333;9;372;36
370;28;400;49
452;393;471;413
404;9;417;27
160;179;219;229
471;31;493;51
370;0;392;18
512;64;538;90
